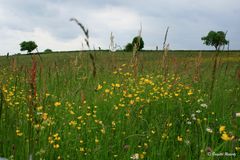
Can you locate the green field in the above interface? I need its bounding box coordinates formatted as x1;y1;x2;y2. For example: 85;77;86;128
0;51;240;159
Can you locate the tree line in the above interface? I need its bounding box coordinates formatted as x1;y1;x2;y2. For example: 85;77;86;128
18;30;229;54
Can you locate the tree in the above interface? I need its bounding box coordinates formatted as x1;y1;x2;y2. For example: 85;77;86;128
124;43;133;52
201;31;228;50
201;31;229;99
20;41;38;54
44;49;53;53
132;36;144;51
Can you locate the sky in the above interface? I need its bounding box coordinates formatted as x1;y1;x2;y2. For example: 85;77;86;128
0;0;239;55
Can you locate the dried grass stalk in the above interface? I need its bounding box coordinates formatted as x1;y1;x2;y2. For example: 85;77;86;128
70;17;97;78
210;51;220;100
193;52;202;82
132;23;142;79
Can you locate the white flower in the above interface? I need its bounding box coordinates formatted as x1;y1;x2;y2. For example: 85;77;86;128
185;140;190;145
191;114;196;120
36;112;42;115
196;110;201;113
236;113;240;117
200;103;208;108
130;153;139;160
206;127;213;133
186;121;192;125
197;99;203;103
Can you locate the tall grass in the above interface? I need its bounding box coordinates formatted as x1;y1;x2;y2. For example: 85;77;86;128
0;51;239;159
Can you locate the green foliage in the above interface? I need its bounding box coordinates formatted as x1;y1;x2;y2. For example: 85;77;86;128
124;36;144;52
0;51;239;159
20;41;38;53
132;36;144;51
124;43;133;52
201;31;228;50
44;49;53;53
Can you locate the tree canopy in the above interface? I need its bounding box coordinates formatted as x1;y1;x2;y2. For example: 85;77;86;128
124;43;133;52
44;49;53;53
20;41;38;53
201;31;228;50
124;36;144;52
132;36;144;51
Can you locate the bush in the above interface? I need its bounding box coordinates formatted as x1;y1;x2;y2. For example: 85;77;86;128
124;43;133;52
44;49;53;53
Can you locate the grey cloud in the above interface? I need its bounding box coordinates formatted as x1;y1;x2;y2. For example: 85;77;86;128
0;0;240;54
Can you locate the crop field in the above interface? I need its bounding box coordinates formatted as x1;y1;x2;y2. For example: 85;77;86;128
0;51;240;159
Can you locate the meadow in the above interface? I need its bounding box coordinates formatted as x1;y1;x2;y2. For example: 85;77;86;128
0;50;240;159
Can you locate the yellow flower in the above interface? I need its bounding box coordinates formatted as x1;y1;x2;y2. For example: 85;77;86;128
42;113;48;120
16;129;23;136
187;90;193;95
112;121;116;126
96;84;102;90
140;153;144;159
115;83;120;88
236;147;240;152
219;126;225;133
130;153;139;160
167;123;172;127
135;97;140;102
80;147;85;152
54;102;61;107
129;100;134;105
53;133;59;138
177;136;183;142
221;133;234;141
86;112;91;116
101;128;106;134
143;143;148;149
95;138;99;144
105;89;110;93
69;110;75;115
34;124;40;129
48;137;54;144
127;94;133;98
69;120;77;126
54;135;61;141
53;144;60;149
162;133;168;139
37;106;43;111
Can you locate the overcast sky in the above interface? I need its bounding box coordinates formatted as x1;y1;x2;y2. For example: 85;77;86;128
0;0;239;55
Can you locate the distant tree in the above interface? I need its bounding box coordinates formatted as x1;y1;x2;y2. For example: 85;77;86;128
124;43;133;52
201;31;229;100
44;49;53;53
201;31;228;50
132;36;144;51
20;41;38;54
